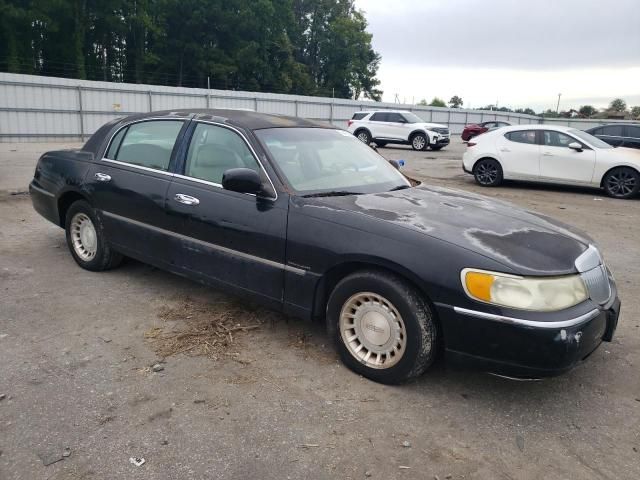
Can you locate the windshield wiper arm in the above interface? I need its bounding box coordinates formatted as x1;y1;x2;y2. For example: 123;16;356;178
301;191;361;198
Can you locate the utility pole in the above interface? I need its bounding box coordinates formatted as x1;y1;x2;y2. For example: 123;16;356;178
556;93;562;114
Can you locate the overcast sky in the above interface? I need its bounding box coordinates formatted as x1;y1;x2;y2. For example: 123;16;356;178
354;0;640;111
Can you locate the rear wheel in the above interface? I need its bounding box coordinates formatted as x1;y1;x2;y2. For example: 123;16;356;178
327;270;438;384
473;158;503;187
65;200;123;271
355;129;371;144
411;133;428;151
603;167;639;199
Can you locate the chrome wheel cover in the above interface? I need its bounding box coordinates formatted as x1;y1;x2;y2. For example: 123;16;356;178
339;292;407;369
70;213;98;261
412;135;426;150
357;132;369;143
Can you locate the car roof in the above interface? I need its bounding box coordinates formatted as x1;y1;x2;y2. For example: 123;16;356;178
586;123;640;129
113;108;332;131
499;124;575;132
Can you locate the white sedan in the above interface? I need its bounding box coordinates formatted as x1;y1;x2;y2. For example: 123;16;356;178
462;124;640;199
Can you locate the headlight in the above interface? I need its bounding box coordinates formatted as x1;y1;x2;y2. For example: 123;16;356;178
461;269;588;311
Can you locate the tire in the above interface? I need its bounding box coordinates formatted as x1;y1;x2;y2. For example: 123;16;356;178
473;158;503;187
411;133;428;151
355;129;371;144
374;141;387;148
327;270;438;384
602;167;640;199
65;200;123;271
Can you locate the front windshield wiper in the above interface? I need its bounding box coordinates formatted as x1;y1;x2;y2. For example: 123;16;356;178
301;191;361;198
388;185;411;191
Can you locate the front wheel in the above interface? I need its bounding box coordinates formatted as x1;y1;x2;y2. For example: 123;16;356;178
65;200;123;271
473;158;503;187
328;270;438;384
603;167;639;199
411;133;428;151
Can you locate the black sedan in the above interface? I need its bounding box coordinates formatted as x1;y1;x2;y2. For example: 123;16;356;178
585;123;640;149
29;109;620;384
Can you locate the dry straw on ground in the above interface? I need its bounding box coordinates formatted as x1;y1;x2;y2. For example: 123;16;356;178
145;298;279;360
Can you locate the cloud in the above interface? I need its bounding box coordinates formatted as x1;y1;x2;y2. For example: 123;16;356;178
356;0;640;69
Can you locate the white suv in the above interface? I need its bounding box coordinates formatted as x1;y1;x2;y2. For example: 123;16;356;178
347;110;450;151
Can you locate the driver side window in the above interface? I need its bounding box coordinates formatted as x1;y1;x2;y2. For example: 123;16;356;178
185;123;260;185
543;131;576;148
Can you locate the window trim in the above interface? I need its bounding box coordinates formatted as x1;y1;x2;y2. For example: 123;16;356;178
178;120;278;200
102;117;187;173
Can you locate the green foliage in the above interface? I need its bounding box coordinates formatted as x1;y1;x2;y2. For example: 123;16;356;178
0;0;382;99
609;98;627;112
631;106;640;119
578;105;598;118
448;95;463;108
429;97;446;107
514;108;537;116
417;99;428;106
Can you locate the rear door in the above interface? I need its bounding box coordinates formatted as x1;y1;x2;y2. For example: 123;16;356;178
539;130;596;184
368;112;389;138
496;130;541;179
164;121;288;303
86;119;188;259
623;125;640;149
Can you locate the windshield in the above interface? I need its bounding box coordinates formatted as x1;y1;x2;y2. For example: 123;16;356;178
569;129;613;149
402;112;424;123
255;128;411;195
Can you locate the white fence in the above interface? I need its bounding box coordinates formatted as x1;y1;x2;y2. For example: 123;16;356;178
0;72;628;142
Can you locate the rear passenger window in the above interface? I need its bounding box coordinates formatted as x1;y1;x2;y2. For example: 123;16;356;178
351;112;367;120
602;125;623;136
109;120;184;171
505;130;537;144
370;112;388;122
625;126;640;138
185;123;260;185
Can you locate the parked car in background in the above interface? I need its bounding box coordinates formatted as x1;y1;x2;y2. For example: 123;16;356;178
347;110;450;151
463;124;640;199
585;124;640;149
461;121;511;141
29;109;619;383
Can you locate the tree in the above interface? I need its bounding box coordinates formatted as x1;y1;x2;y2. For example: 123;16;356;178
429;97;446;107
630;106;640;119
578;105;598;118
514;108;536;116
417;99;428;106
448;95;463;108
0;0;383;98
609;98;627;112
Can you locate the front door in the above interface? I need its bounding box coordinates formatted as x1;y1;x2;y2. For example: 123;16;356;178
539;130;596;184
86;119;188;259
164;121;288;303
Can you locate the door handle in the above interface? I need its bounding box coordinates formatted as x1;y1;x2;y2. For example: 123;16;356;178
174;193;200;206
94;173;111;182
542;152;553;156
499;147;511;152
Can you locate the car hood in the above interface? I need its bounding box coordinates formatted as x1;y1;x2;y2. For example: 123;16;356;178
312;184;592;276
417;122;448;130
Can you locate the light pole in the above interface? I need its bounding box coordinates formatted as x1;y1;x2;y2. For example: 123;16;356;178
556;93;562;114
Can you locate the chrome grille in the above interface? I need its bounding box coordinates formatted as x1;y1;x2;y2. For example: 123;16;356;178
575;245;611;305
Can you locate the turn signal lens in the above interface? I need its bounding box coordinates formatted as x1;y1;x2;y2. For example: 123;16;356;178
462;269;588;311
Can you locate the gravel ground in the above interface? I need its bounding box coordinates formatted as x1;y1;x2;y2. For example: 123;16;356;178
1;138;639;480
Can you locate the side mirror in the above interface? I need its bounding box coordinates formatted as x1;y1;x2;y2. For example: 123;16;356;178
222;168;263;194
568;142;583;151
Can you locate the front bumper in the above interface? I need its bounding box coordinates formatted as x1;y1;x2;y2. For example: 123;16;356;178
437;292;620;378
432;136;450;146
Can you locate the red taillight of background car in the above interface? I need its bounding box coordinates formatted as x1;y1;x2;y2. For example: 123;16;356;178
347;120;353;127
